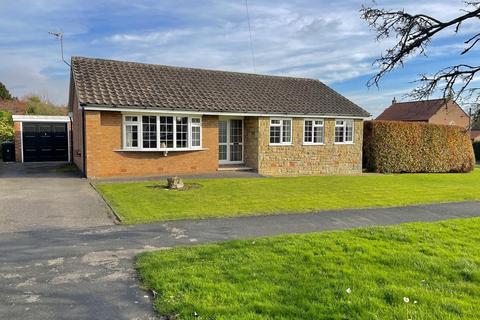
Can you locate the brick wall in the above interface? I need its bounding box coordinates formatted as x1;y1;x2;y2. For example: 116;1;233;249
429;101;469;129
14;122;21;162
84;111;219;178
249;117;363;176
70;87;84;172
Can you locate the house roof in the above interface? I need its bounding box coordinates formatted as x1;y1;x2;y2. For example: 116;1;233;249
0;100;27;115
376;98;456;121
71;56;370;117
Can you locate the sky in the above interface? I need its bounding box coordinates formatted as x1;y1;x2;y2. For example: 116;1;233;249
0;0;478;117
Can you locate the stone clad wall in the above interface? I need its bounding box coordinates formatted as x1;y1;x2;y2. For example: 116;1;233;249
243;117;259;170
254;117;363;176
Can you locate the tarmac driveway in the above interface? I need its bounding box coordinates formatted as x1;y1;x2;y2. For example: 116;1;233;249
0;162;114;233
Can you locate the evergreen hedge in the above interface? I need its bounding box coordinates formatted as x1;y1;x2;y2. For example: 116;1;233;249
363;120;475;173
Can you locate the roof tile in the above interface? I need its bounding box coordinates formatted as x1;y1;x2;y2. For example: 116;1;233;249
71;56;370;117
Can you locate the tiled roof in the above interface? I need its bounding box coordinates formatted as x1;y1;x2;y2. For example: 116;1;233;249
376;99;451;121
71;57;370;117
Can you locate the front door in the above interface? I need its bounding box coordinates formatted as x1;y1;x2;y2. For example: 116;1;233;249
219;118;243;164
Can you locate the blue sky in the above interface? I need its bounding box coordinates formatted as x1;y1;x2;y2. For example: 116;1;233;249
0;0;477;116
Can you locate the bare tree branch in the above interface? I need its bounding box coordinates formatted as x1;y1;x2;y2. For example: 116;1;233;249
360;1;480;102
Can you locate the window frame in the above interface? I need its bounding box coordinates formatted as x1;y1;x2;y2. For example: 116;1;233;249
123;116;140;149
141;115;158;149
303;118;325;145
269;118;292;146
334;119;354;144
190;117;202;148
122;114;203;151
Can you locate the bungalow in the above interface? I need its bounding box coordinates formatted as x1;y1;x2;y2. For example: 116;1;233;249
69;57;370;178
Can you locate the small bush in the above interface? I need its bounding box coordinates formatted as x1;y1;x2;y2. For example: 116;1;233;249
363;121;475;173
473;142;480;163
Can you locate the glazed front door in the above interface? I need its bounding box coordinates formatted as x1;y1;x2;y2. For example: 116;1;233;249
218;118;243;164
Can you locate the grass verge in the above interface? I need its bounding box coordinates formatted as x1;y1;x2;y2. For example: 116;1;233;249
137;217;480;319
96;169;480;223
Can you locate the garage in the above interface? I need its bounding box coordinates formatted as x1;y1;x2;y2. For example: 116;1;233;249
12;115;71;163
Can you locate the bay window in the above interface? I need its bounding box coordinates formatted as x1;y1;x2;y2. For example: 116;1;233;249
304;119;324;144
270;118;292;145
334;119;354;144
123;115;202;150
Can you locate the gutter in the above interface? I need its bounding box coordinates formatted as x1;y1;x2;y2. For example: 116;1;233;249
82;104;370;120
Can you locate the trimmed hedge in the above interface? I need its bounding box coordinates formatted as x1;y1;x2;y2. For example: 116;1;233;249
363;121;475;173
473;142;480;163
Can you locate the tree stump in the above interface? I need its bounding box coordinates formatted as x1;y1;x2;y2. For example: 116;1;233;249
167;176;184;190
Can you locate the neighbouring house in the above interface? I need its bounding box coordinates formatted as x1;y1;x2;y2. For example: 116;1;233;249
0;99;27;115
471;117;480;142
471;130;480;142
68;57;370;178
376;98;470;129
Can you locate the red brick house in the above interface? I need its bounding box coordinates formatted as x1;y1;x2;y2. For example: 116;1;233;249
376;98;470;129
68;57;370;178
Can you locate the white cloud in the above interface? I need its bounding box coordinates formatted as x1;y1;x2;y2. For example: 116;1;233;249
0;0;476;111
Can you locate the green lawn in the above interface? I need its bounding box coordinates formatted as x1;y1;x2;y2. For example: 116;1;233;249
96;169;480;224
137;218;480;319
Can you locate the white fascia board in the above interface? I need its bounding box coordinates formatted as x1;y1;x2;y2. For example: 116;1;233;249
12;115;71;123
82;105;369;119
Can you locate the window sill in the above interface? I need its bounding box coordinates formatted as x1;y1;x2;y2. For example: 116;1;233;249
334;142;354;145
303;143;325;146
269;143;293;146
115;147;208;152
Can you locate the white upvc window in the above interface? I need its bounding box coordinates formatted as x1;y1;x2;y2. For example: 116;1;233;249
124;116;139;148
334;119;354;144
122;114;202;150
191;117;202;148
270;118;292;145
303;119;324;145
142;115;157;149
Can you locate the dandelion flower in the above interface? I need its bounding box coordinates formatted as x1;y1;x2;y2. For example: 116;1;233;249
346;288;352;294
414;300;418;304
403;297;410;303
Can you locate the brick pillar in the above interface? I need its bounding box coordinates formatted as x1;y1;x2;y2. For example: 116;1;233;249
13;122;22;162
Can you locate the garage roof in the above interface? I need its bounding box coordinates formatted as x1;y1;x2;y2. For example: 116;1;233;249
12;115;71;123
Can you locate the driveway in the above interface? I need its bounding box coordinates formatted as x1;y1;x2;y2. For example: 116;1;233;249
0;162;114;233
1;201;480;319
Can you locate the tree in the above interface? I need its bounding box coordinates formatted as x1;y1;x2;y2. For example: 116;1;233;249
360;2;480;103
24;95;67;116
0;81;13;100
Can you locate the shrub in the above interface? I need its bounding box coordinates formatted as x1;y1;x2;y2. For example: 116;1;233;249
0;110;13;142
0;110;13;159
363;121;475;173
473;142;480;163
